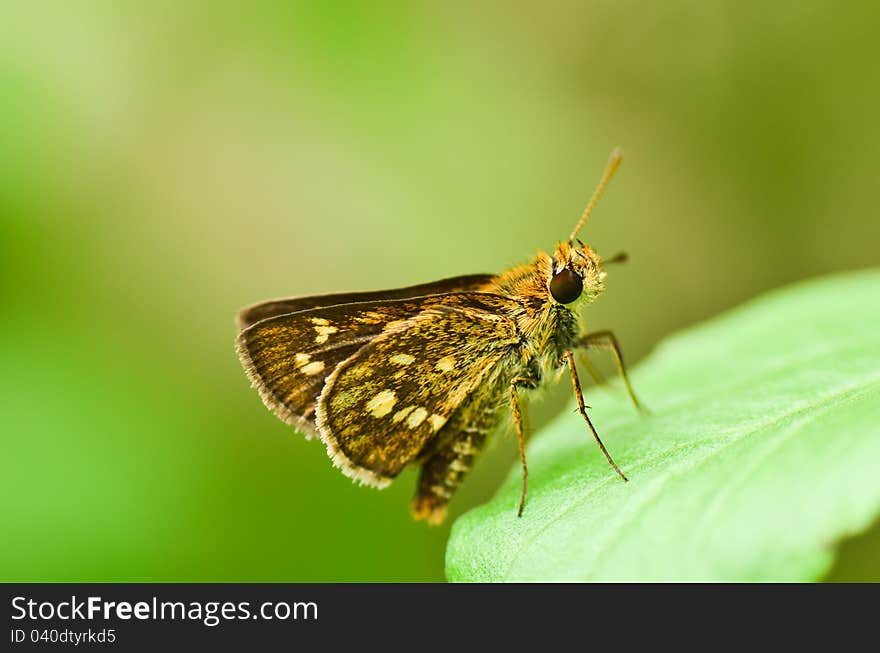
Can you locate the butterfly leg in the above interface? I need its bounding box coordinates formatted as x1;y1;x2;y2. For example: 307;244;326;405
510;375;537;518
578;330;647;415
412;431;487;525
564;350;628;482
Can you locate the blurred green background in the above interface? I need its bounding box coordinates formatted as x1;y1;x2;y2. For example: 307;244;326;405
2;1;878;582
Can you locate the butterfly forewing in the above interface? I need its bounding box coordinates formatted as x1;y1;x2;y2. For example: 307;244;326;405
315;296;522;487
236;286;503;442
237;275;502;437
237;274;494;330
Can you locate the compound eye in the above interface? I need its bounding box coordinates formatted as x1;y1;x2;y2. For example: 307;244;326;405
549;268;583;304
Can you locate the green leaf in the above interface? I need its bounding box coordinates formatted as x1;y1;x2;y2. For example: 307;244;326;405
446;270;880;582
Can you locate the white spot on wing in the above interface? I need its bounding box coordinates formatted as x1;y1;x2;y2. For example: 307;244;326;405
435;356;455;372
406;407;428;428
390;353;415;366
428;414;447;431
301;361;325;376
314;325;339;344
366;389;397;418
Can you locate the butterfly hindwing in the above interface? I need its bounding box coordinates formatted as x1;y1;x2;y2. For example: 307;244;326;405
314;295;523;487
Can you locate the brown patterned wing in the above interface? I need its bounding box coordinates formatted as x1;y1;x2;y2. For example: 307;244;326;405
235;291;503;441
238;299;428;439
314;296;522;488
236;274;494;330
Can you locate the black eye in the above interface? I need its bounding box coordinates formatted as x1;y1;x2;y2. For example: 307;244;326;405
549;268;583;304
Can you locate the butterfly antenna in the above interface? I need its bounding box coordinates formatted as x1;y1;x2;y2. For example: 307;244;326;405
568;147;624;244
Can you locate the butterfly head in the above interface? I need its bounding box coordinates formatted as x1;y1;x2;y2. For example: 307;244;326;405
546;147;625;307
548;240;606;306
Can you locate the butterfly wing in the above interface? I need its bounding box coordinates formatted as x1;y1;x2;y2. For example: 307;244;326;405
236;290;503;442
238;298;435;439
237;274;494;330
314;295;522;488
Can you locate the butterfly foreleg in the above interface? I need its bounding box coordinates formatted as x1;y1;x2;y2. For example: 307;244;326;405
577;330;647;414
563;350;629;482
